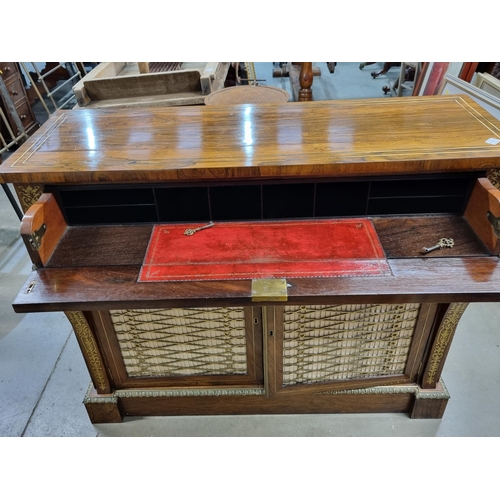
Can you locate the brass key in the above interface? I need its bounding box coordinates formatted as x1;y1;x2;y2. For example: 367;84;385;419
184;221;214;236
420;237;454;254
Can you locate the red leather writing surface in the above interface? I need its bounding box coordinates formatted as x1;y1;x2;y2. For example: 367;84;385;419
139;219;391;282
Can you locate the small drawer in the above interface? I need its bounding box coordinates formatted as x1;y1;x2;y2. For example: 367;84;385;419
13;101;35;134
6;77;25;106
0;63;17;81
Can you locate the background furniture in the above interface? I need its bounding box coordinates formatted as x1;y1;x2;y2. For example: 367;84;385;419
0;62;38;140
384;62;421;97
473;72;500;99
72;62;230;109
204;85;290;105
440;74;500;121
0;63;39;219
2;95;500;423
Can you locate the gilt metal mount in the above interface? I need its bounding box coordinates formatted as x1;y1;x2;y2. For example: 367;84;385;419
251;278;288;302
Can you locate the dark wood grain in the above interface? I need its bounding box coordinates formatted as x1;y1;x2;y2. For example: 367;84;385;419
116;391;415;418
1;95;500;184
410;397;448;419
373;216;489;258
12;256;500;313
47;225;152;267
43;215;490;270
84;383;452;421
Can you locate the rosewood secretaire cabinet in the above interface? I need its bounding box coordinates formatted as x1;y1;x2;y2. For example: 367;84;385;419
1;95;500;423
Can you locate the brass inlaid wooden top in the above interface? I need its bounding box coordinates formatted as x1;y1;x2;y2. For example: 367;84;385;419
1;95;500;184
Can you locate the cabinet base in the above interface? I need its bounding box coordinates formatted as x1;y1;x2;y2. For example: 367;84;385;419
83;380;450;424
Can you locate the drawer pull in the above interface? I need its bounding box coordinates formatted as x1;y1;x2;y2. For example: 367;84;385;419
11;90;19;96
20;114;27;120
3;66;11;72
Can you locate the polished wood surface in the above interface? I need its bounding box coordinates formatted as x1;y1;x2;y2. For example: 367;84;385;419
1;95;500;184
13;256;500;313
6;95;500;423
47;226;151;267
373;216;488;257
12;214;492;313
28;215;493;265
97;389;415;419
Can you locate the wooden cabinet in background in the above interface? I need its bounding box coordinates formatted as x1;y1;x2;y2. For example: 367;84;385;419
0;62;39;141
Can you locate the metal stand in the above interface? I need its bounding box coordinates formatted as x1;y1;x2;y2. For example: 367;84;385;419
1;183;23;220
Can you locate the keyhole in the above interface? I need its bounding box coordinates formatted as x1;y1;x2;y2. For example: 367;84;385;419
269;330;274;337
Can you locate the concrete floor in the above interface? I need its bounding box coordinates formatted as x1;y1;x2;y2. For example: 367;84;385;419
1;63;499;436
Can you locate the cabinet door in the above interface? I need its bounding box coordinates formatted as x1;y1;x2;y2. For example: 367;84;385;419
264;303;436;397
93;306;263;390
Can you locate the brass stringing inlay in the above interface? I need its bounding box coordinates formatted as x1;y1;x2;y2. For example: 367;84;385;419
282;303;420;386
110;307;248;377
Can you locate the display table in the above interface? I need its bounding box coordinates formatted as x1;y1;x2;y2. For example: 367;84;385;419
1;95;500;423
204;85;290;105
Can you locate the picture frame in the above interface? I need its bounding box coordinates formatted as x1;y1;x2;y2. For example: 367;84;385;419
440;74;500;120
414;63;465;96
472;72;500;99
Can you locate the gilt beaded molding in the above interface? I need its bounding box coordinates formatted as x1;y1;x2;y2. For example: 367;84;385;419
115;388;265;398
314;378;449;399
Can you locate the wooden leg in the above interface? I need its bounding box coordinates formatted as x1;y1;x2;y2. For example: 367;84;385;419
1;183;23;220
84;385;123;424
410;380;450;419
298;62;313;101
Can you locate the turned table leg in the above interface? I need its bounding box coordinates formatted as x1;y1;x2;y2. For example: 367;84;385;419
299;62;313;101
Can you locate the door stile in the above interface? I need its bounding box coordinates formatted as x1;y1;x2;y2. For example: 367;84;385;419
245;306;264;383
404;303;439;380
263;305;282;398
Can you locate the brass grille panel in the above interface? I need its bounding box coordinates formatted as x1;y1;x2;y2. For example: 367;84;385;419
282;304;420;386
110;307;247;377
